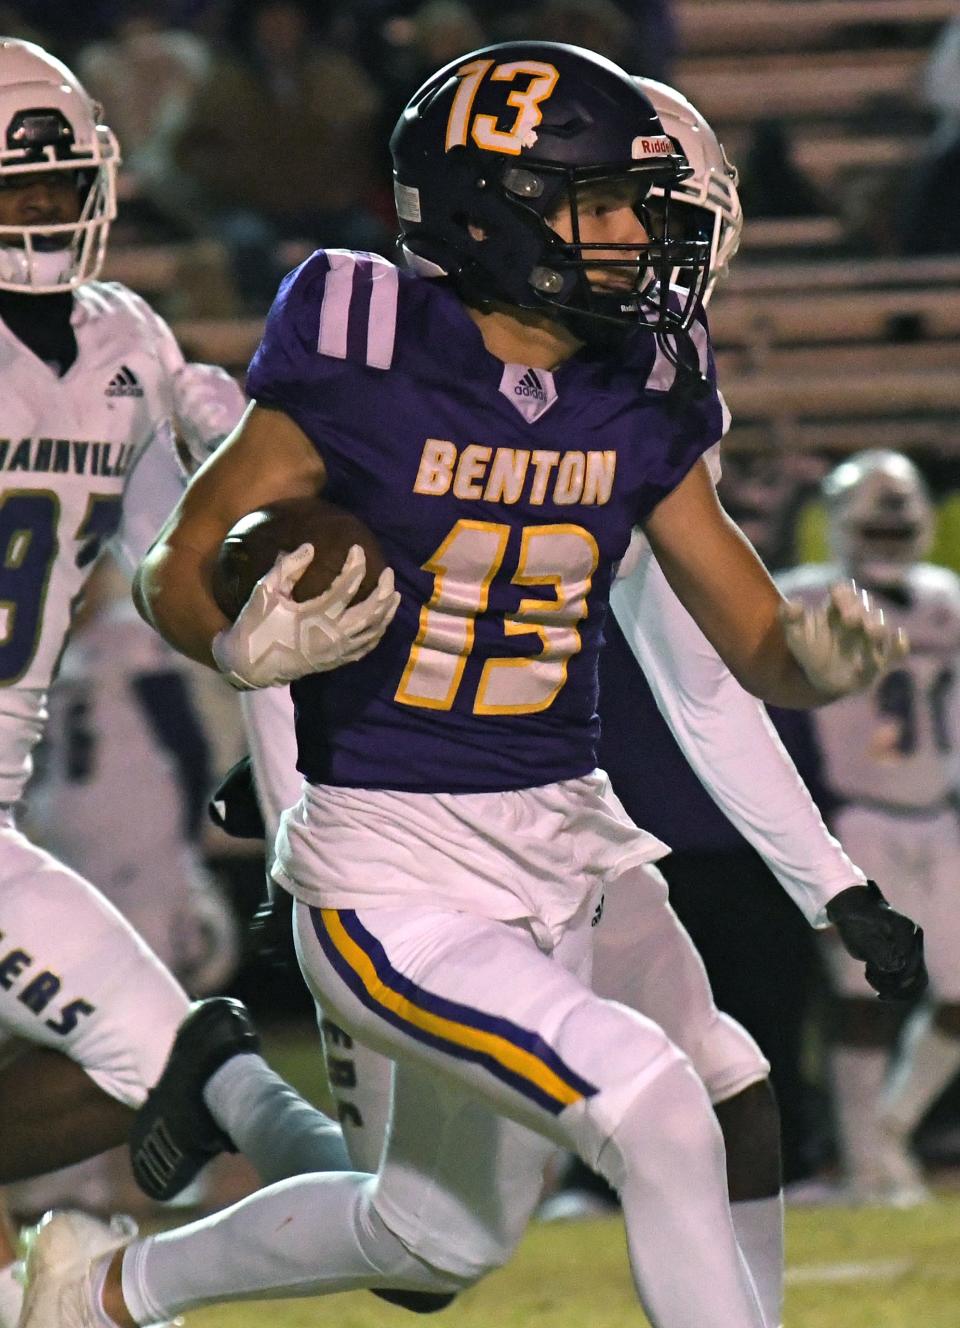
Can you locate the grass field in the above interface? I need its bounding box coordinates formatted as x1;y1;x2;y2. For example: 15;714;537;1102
182;1023;960;1328
188;1198;960;1328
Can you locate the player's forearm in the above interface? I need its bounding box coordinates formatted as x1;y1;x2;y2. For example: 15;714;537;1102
134;539;226;669
737;623;836;708
648;527;830;706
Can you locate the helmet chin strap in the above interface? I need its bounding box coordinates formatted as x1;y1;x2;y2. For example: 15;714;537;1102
401;245;448;279
0;242;74;290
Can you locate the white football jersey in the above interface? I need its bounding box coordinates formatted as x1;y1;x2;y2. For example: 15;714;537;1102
0;280;183;803
777;562;960;810
27;598;201;865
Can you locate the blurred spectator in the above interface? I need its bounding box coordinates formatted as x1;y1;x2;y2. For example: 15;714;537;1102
739;118;825;218
368;1;488;184
410;0;486;68
534;0;638;69
8;0;118;46
477;0;677;74
77;2;211;239
898;16;960;255
0;4;51;48
613;0;679;79
172;0;388;308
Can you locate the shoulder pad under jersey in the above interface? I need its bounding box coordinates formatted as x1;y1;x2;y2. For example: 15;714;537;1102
246;249;401;409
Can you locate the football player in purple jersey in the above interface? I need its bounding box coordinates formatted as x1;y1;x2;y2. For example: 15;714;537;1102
25;41;917;1328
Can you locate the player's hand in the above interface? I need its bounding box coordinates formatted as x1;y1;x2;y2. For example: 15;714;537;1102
780;581;908;698
211;542;400;688
826;881;927;1001
171;363;247;472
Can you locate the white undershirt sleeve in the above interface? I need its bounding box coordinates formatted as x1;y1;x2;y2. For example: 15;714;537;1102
112;425;186;574
610;543;865;927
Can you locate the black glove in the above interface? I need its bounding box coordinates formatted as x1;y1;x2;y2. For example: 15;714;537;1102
247;887;296;971
826;881;927;1001
208;755;267;840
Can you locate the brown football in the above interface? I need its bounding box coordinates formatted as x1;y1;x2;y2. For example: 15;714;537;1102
212;496;387;622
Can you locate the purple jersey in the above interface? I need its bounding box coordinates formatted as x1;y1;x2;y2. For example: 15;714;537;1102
246;249;725;793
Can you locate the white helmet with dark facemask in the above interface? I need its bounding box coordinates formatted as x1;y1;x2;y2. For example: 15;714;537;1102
0;38;119;293
634;78;742;305
824;449;935;587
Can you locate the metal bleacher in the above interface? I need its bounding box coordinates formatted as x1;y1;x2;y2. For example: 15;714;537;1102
675;0;956;54
100;0;960;456
671;0;960;451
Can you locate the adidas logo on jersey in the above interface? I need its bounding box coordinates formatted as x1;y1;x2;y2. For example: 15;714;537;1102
105;365;144;398
498;363;558;423
514;368;547;403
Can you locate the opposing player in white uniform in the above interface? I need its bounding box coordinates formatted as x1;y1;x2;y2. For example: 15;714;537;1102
0;40;360;1327
26;556;239;995
106;80;925;1328
779;449;960;1204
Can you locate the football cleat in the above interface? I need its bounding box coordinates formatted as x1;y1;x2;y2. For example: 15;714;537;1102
130;997;260;1202
18;1211;137;1328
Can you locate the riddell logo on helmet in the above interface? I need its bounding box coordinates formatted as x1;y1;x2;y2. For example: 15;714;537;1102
632;135;672;157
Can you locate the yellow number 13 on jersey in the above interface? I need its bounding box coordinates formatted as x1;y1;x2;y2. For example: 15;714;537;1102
445;59;560;156
395;519;599;716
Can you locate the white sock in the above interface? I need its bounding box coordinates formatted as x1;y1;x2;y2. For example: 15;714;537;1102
88;1252;118;1328
203;1053;352;1182
731;1195;784;1328
119;1174;464;1322
829;1046;888;1183
0;1262;23;1328
881;1015;960;1139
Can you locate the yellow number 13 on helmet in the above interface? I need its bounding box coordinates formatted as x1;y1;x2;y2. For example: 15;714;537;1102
445;59;560;156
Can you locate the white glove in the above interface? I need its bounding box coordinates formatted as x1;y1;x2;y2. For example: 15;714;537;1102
171;363;247;471
780;581;908;698
212;543;400;689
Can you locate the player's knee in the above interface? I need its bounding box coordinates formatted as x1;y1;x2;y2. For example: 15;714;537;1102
692;1011;770;1104
588;1053;724;1199
389;1229;512;1288
364;1194;486;1292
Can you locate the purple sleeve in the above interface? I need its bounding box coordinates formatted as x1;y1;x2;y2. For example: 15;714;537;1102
245;249;400;478
634;313;728;522
246;251;339;417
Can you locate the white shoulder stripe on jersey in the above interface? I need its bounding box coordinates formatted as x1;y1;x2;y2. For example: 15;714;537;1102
316;250;399;370
317;250;357;361
366;261;399;370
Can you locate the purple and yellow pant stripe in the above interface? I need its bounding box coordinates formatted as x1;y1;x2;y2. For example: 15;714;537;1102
311;907;598;1116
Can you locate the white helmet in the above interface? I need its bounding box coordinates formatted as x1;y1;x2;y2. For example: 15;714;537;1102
823;449;935;586
0;38;119;292
635;77;742;304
